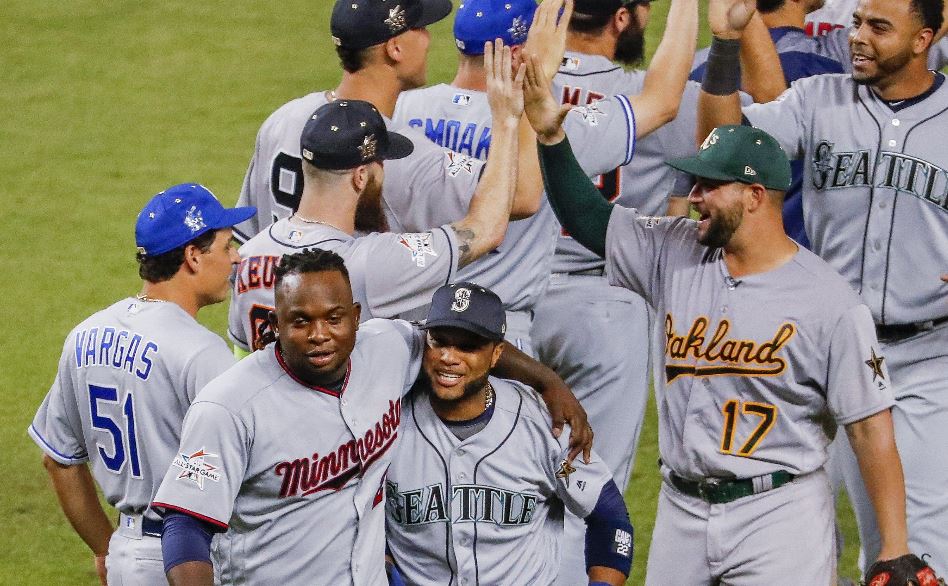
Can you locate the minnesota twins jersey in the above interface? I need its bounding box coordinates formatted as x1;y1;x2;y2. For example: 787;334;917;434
153;319;425;586
227;218;458;351
604;210;894;479
29;298;235;516
743;73;948;324
386;378;615;586
551;51;701;273
235;91;484;243
393;83;634;311
804;0;948;69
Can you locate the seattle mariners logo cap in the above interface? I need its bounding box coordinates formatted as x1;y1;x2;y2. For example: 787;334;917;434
454;0;536;56
135;183;256;256
667;125;792;191
331;0;453;50
421;282;507;341
300;100;414;170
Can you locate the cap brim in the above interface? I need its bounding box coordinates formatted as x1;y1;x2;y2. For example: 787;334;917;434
666;157;741;183
213;206;257;229
419;319;504;341
416;0;453;27
383;131;415;161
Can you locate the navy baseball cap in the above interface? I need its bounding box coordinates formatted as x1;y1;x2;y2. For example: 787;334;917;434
331;0;453;50
454;0;536;55
300;100;414;170
135;183;256;256
421;282;506;341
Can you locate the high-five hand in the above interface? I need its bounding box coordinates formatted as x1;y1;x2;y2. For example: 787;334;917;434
485;39;526;127
523;0;574;79
707;0;756;39
523;55;571;144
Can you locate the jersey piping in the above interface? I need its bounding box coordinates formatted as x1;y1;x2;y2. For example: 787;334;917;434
266;222;348;250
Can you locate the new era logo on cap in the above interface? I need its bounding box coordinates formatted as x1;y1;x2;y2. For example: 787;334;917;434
744;166;757;176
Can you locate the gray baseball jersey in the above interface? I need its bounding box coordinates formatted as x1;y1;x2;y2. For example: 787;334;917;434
804;0;948;69
153;319;425;585
385;377;616;586
550;51;701;273
743;73;948;325
235;91;484;243
604;209;894;478
227;218;458;351
29;298;235;514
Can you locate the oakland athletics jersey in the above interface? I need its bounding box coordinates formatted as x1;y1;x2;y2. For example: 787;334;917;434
235;91;484;243
153;319;425;586
227;218;458;351
550;51;701;274
386;377;615;586
743;73;948;324
604;211;894;479
29;298;235;517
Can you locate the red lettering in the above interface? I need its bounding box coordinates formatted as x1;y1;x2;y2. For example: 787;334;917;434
561;86;581;105
248;256;261;289
236;258;249;294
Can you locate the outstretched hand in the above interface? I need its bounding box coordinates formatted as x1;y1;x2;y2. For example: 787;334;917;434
523;0;574;79
485;39;526;127
707;0;756;39
524;54;571;144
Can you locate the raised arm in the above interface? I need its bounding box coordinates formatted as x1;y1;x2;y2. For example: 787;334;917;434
449;40;524;268
629;0;700;138
43;457;113;585
739;11;787;103
697;0;758;142
492;342;593;463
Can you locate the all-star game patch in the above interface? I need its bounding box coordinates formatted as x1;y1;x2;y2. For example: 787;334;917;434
398;232;439;268
172;448;221;490
571;101;606;126
445;151;475;177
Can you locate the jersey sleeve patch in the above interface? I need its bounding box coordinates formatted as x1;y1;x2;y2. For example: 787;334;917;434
444;152;476;177
397;232;439;267
170;447;222;490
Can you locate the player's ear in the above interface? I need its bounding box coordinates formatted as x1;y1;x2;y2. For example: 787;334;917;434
613;6;631;34
913;26;935;56
268;310;279;337
351;302;361;326
384;34;405;64
490;342;505;368
744;183;767;213
181;242;203;274
350;165;369;192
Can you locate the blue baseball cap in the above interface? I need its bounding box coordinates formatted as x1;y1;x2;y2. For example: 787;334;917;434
135;183;256;256
421;282;506;341
454;0;536;55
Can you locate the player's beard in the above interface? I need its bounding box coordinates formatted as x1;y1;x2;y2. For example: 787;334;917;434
851;45;914;87
354;171;388;233
614;20;646;67
699;202;743;249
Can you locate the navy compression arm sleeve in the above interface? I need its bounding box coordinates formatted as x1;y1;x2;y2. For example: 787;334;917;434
584;480;634;575
538;136;614;258
161;512;216;574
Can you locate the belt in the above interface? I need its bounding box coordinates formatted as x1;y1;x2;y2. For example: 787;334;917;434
668;470;795;505
119;513;163;537
875;316;948;342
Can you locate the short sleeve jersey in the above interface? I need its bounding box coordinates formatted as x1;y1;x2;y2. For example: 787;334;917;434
603;209;895;479
234;91;484;243
29;298;235;516
385;378;615;586
742;74;948;324
153;319;425;586
228;218;458;351
550;51;701;273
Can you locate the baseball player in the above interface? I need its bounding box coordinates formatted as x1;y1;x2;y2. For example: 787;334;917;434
234;0;545;250
27;183;251;585
385;282;633;586
153;249;591;585
525;49;924;580
698;0;948;575
229;39;524;354
392;0;698;355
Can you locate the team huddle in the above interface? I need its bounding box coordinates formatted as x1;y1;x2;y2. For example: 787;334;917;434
26;0;948;584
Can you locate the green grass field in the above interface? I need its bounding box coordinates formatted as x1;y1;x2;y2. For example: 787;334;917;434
1;1;861;583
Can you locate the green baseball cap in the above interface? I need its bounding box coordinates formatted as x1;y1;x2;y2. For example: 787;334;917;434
667;125;791;191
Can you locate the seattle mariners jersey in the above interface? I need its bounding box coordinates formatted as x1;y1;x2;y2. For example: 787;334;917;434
235;91;484;243
227;218;459;351
604;211;895;479
153;319;425;586
29;298;235;515
551;51;701;273
393;83;634;311
386;378;615;586
743;73;948;324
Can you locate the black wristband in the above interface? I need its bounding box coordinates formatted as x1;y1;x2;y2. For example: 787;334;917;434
701;36;741;96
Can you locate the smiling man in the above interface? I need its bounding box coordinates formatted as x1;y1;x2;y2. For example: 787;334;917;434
385;282;632;586
696;0;948;576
